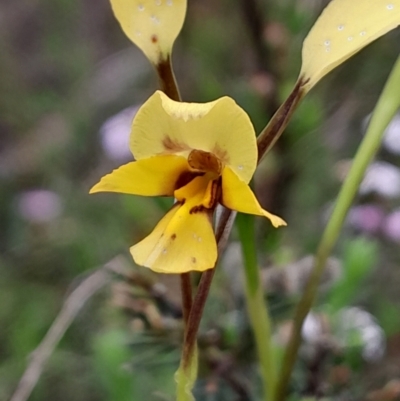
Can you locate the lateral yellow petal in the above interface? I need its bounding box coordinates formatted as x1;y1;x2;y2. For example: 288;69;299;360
221;167;286;228
130;91;257;183
89;155;188;196
300;0;400;90
110;0;187;64
130;202;217;273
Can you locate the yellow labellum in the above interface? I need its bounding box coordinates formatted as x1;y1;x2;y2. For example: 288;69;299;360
131;176;217;273
110;0;187;64
301;0;400;90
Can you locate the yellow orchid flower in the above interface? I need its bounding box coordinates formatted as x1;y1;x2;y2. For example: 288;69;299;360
90;91;286;273
110;0;187;65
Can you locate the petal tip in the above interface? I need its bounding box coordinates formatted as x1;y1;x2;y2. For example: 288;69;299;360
271;217;287;228
89;184;100;194
263;212;287;228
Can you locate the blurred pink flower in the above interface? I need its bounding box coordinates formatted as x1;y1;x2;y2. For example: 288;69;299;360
347;204;385;234
382;210;400;242
100;106;139;162
383;113;400;155
18;189;62;223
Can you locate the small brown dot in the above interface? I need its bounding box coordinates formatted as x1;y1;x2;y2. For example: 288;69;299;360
151;34;158;43
171;234;177;240
191;257;197;263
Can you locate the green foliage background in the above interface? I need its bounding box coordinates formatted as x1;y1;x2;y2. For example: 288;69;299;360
1;0;400;400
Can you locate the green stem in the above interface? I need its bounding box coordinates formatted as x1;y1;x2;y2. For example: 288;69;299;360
237;213;276;401
175;345;199;401
274;55;400;401
176;209;236;401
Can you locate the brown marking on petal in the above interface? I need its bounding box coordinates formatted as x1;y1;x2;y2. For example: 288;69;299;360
151;34;158;43
162;135;188;153
205;178;222;209
189;205;206;214
171;234;177;240
212;144;229;165
174;171;205;190
188;149;222;175
191;257;197;263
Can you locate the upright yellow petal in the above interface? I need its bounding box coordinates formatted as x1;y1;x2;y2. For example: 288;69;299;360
90;155;188;196
221;167;286;228
110;0;187;64
131;202;217;273
130;91;258;183
301;0;400;90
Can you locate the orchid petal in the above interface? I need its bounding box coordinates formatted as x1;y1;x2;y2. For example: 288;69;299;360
90;155;188;196
221;167;286;228
131;202;217;273
301;0;400;90
110;0;187;64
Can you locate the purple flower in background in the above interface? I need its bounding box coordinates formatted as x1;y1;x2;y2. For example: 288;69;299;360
383;210;400;242
383;113;400;155
18;189;62;223
100;106;139;162
347;204;385;234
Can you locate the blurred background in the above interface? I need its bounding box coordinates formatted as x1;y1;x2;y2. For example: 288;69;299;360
1;0;400;400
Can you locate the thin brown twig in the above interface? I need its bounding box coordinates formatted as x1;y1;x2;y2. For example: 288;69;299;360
9;257;126;401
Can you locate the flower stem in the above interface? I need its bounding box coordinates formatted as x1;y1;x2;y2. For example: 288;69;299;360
181;273;193;326
176;345;198;401
182;208;236;368
237;213;276;401
274;55;400;401
156;56;181;101
154;51;197;400
175;77;307;401
257;78;306;162
155;53;193;349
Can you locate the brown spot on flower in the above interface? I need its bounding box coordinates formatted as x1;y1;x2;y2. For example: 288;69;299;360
204;178;221;209
191;257;197;263
171;234;177;240
189;205;206;214
162;135;188;152
212;144;229;165
188;149;222;174
151;34;158;43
